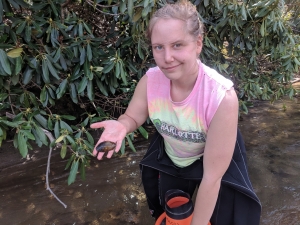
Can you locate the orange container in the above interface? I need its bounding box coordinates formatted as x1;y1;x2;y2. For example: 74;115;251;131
155;189;211;225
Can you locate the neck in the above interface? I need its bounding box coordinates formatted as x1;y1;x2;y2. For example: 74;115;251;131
170;61;199;102
172;60;199;90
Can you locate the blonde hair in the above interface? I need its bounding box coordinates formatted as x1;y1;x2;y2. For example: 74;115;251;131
146;0;204;41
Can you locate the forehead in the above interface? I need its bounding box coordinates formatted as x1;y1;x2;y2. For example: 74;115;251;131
151;18;192;44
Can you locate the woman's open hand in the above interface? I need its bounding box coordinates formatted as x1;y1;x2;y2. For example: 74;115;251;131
90;120;127;160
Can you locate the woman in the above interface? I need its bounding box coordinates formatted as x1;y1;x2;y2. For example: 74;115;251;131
91;1;261;224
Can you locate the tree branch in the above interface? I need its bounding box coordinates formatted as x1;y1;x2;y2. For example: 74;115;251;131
85;0;122;16
42;128;67;208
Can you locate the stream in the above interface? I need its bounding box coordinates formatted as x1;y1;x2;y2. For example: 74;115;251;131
0;82;299;225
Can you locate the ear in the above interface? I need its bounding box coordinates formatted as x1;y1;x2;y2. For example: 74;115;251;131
196;35;203;55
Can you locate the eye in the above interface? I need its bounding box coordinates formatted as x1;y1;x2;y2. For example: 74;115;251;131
153;45;163;50
174;43;182;48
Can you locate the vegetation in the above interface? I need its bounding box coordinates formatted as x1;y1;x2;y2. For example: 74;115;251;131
0;0;299;185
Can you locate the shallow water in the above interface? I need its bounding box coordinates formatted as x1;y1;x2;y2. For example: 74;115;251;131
0;84;299;225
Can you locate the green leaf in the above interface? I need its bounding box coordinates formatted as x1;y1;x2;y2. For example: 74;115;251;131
138;126;148;139
16;21;26;34
213;0;219;9
96;78;108;96
87;79;94;101
241;4;247;20
132;8;142;23
7;48;23;58
42;60;50;83
84;59;90;78
60;120;73;132
34;125;48;145
68;160;79;185
85;131;94;145
137;39;144;60
56;79;68;99
11;73;19;85
25;25;31;42
53;48;61;63
69;83;78;103
204;0;209;7
80;47;86;65
0;93;8;101
83;22;92;34
120;1;126;13
128;0;133;19
40;86;47;102
78;22;83;36
14;56;22;75
66;135;75;144
54;121;60;139
115;60;120;78
126;135;136;152
50;1;58;17
56;135;65;143
0;127;4;138
60;144;67;159
82;117;89;127
45;57;60;79
47;117;53;130
119;62;127;85
17;133;28;158
78;76;88;93
34;114;48;129
65;154;75;170
87;44;92;61
60;115;76;120
120;138;125;155
0;49;12;75
102;61;115;74
21;130;35;140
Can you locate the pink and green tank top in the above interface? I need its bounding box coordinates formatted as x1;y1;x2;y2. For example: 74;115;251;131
146;61;233;167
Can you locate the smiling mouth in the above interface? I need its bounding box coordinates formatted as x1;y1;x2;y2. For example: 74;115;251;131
164;65;180;70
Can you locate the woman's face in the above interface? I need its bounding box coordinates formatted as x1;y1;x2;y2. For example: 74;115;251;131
151;18;202;82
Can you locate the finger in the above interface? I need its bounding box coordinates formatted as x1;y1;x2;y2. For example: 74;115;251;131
115;141;122;153
90;121;107;129
97;152;105;160
106;150;115;158
93;148;98;156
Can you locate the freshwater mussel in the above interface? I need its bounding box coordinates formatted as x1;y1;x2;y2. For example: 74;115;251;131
96;141;116;154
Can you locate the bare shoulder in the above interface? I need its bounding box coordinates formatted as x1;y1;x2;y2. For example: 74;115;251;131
131;75;147;98
218;88;238;113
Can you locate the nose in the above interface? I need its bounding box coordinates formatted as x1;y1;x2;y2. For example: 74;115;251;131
164;48;174;63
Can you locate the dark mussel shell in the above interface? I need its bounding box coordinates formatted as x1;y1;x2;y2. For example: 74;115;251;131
96;141;116;153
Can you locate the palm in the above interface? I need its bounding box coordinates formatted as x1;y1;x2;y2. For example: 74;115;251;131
90;120;127;159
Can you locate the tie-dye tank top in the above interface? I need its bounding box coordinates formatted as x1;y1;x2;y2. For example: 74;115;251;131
146;61;233;167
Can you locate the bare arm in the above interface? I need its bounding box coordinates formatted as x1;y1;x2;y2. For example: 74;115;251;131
191;88;238;225
90;75;148;159
118;75;149;133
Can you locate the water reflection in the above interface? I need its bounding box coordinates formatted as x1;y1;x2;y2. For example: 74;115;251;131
0;84;299;224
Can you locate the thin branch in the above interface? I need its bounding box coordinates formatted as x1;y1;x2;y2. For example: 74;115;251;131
92;2;120;8
7;81;15;115
62;0;72;7
42;128;68;209
85;0;122;16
